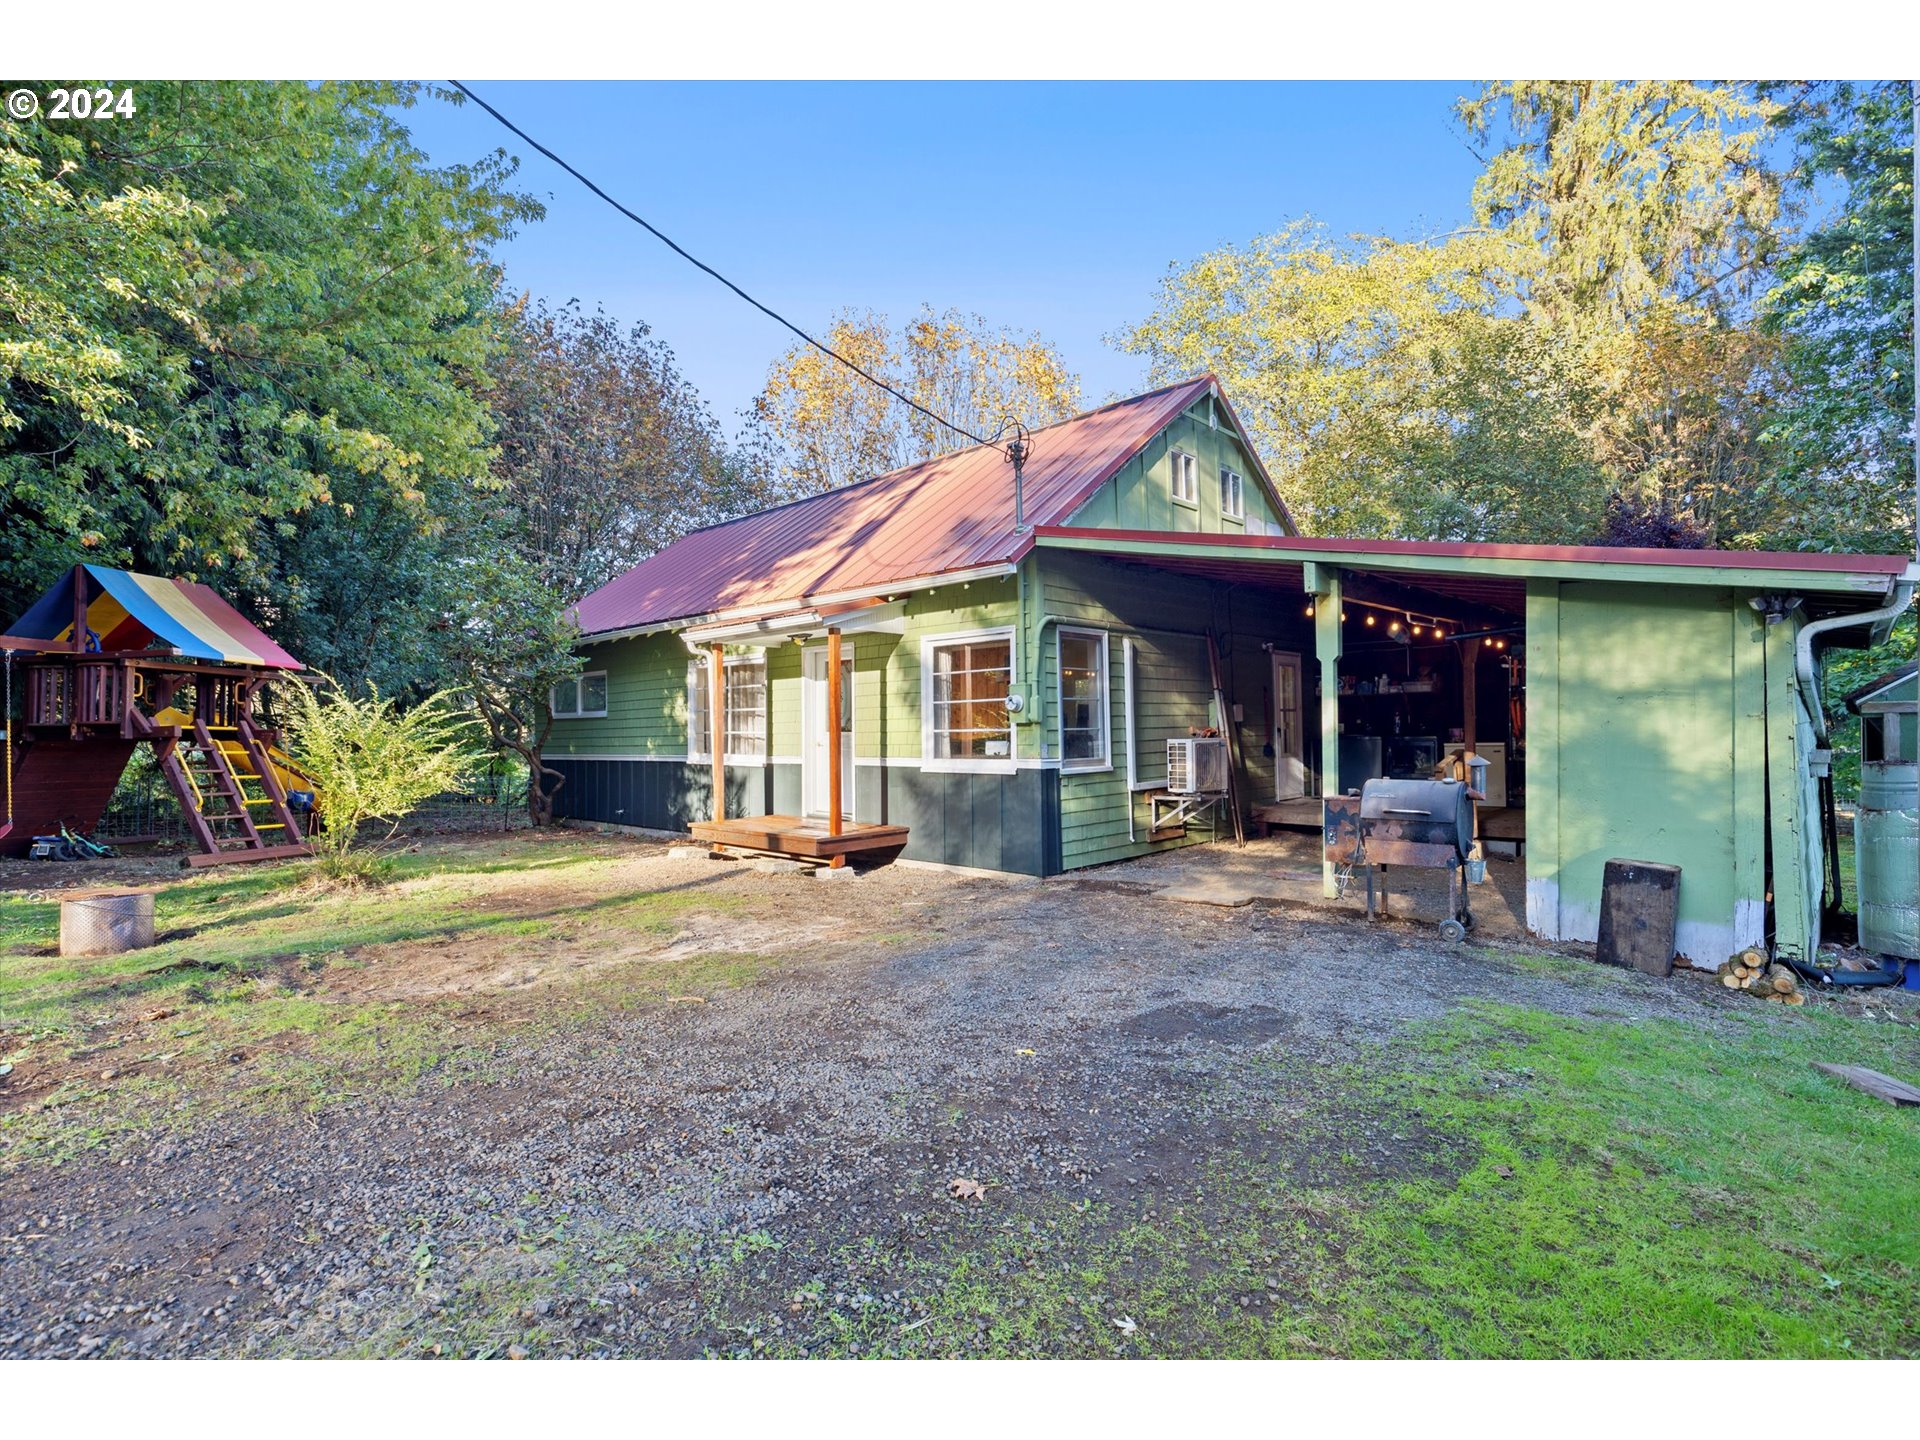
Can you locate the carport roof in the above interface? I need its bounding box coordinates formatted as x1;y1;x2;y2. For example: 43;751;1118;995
1031;527;1915;617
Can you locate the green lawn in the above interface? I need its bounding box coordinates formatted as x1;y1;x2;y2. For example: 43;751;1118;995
6;834;1918;1357
681;1001;1920;1359
0;834;769;1164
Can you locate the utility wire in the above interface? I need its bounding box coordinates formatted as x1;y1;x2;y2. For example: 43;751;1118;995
450;80;993;450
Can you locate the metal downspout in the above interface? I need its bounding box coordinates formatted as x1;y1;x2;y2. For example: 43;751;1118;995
1794;579;1916;745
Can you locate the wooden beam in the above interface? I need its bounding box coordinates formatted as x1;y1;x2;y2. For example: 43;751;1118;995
709;643;726;826
1460;637;1483;751
826;626;844;837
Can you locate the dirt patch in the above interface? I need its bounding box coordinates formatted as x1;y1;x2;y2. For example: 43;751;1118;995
0;828;1815;1358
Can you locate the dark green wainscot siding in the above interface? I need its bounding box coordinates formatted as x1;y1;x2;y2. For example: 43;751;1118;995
854;765;1060;876
550;756;1059;876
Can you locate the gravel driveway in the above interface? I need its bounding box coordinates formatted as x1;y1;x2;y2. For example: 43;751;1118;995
0;839;1741;1358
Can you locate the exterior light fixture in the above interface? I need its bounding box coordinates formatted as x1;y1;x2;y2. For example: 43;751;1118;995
1365;615;1376;627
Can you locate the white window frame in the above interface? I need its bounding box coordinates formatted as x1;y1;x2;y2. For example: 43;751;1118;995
687;654;769;765
1220;467;1245;522
1057;627;1112;774
920;626;1018;774
1169;448;1199;507
550;670;608;720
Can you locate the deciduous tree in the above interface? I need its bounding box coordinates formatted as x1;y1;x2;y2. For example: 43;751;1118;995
755;307;1082;494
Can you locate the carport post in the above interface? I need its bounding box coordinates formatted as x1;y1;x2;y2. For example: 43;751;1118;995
1306;562;1343;897
826;625;844;838
709;642;726;825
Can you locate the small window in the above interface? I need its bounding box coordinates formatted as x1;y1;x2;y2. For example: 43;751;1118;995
927;634;1014;762
689;656;767;759
550;670;608;719
1169;449;1198;506
1058;630;1109;770
1220;468;1244;521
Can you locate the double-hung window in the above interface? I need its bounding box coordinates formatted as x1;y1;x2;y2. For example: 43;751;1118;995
688;655;767;760
1220;467;1244;521
1058;629;1110;770
550;671;608;718
925;632;1014;764
1169;449;1198;506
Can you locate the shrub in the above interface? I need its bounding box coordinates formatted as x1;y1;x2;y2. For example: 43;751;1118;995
281;675;478;881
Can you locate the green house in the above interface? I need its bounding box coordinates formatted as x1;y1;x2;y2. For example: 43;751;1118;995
553;376;1915;966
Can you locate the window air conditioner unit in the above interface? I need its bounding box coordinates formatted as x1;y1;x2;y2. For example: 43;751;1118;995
1166;736;1229;796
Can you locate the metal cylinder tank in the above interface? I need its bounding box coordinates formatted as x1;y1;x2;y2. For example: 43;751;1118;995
1855;700;1919;963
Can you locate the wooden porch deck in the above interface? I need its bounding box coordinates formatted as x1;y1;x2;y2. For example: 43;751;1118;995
688;814;909;863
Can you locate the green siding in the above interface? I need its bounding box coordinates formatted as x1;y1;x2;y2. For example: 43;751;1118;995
548;630;697;758
1025;549;1313;871
1523;580;1767;963
1066;406;1288;536
1765;615;1824;962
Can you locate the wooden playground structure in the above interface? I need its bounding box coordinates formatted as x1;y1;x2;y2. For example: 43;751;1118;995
2;565;315;868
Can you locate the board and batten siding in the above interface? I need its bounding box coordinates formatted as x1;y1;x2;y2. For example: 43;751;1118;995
1025;549;1313;870
1064;399;1287;536
1523;579;1772;965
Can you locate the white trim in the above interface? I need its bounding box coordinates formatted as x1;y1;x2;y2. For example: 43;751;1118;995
1219;466;1245;522
801;641;856;821
920;626;1019;772
1057;626;1113;774
579;562;1020;645
550;669;609;720
683;600;908;646
550;752;795;765
1169;448;1199;507
1270;648;1306;799
686;653;769;764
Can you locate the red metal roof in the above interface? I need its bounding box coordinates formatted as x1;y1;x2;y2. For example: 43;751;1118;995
572;378;1227;636
1041;526;1915;577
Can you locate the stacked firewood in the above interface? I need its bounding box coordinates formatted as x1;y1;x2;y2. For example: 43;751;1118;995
1718;947;1805;1006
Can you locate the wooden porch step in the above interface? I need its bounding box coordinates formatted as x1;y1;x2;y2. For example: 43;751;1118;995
689;814;909;861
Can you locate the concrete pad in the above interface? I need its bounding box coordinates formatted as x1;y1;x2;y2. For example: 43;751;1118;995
814;865;859;882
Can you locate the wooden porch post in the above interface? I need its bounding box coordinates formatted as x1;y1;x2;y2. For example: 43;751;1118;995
826;626;844;841
709;643;726;825
1306;563;1343;898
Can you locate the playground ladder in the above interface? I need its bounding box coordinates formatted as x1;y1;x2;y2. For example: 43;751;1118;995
156;717;309;866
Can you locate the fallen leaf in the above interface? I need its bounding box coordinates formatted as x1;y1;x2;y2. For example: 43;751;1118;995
947;1177;988;1202
1016;1048;1036;1056
1113;1315;1137;1335
1493;1164;1514;1178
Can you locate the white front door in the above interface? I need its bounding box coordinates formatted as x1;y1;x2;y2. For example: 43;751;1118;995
802;645;854;820
1271;649;1305;799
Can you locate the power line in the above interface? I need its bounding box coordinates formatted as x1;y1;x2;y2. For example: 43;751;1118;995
449;80;993;450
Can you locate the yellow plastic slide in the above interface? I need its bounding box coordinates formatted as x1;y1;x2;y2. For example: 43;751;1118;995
152;706;320;804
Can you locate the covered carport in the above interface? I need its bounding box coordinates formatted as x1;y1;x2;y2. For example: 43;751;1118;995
1029;526;1914;966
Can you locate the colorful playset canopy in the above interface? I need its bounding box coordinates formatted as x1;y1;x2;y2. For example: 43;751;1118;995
4;564;303;669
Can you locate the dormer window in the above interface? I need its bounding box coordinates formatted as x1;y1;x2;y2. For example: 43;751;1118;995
1170;450;1198;506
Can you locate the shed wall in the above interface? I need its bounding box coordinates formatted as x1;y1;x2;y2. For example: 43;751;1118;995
1524;579;1770;963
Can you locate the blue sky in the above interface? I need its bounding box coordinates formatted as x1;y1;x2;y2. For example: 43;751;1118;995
402;81;1488;430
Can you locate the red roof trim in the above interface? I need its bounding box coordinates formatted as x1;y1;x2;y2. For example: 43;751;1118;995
1035;526;1911;576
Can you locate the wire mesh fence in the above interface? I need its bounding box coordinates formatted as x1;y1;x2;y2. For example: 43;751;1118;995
90;751;533;845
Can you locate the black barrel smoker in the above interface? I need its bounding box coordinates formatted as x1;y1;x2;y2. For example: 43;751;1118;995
1324;777;1480;939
